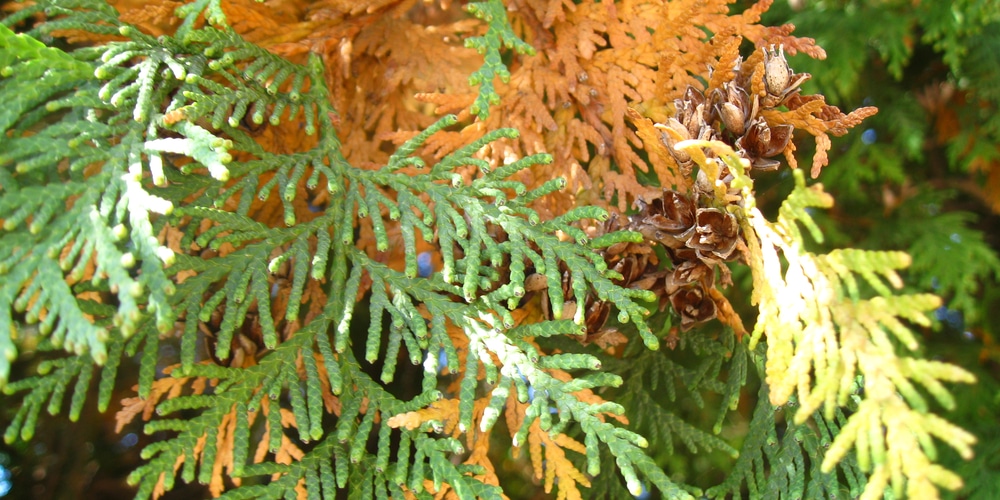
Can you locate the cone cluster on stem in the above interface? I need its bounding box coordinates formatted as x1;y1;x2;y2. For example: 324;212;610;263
545;46;814;338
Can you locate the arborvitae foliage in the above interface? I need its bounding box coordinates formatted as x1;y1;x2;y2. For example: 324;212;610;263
0;0;981;499
757;0;1000;327
755;2;1000;498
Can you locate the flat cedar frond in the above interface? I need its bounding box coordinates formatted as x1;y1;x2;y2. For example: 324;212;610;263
0;1;981;499
455;396;502;490
626;107;691;191
812;133;833;177
707;287;748;338
758;24;827;59
275;407;305;456
503;392;589;500
206;406;239;496
707;32;744;93
414;92;477;119
220;0;309;44
761;96;878;176
116;0;183;37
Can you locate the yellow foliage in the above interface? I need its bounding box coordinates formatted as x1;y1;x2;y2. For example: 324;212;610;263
672;138;976;499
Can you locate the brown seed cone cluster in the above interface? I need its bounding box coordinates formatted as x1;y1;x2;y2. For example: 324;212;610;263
534;46;855;340
628;190;741;332
658;45;806;177
591;46;809;334
537;191;744;343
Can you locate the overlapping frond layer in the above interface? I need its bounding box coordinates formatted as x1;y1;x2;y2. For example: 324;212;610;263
0;0;980;499
1;2;673;498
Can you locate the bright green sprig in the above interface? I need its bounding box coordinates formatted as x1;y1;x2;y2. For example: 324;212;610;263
174;0;229;36
463;0;535;119
1;355;95;443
